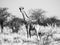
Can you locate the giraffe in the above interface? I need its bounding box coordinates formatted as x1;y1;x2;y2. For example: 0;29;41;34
19;7;30;38
19;7;38;38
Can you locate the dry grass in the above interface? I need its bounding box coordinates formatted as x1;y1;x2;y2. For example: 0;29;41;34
0;26;60;45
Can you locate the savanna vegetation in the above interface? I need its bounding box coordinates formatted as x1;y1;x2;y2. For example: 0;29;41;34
0;7;60;45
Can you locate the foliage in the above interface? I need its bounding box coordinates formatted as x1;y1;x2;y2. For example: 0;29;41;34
0;7;10;32
0;7;11;24
28;9;46;21
44;16;60;26
6;17;27;33
0;7;10;19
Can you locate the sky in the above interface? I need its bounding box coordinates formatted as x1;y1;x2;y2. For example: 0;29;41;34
0;0;60;19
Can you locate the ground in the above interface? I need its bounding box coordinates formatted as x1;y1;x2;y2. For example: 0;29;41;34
0;26;60;45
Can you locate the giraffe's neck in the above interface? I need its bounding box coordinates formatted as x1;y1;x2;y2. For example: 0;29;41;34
20;10;25;21
20;10;30;21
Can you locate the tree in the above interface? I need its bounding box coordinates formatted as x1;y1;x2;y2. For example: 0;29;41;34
0;7;10;32
28;9;46;21
44;16;59;26
50;16;60;27
6;17;26;33
28;9;48;26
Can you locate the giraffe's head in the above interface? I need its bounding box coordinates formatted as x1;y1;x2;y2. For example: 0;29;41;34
19;7;24;11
